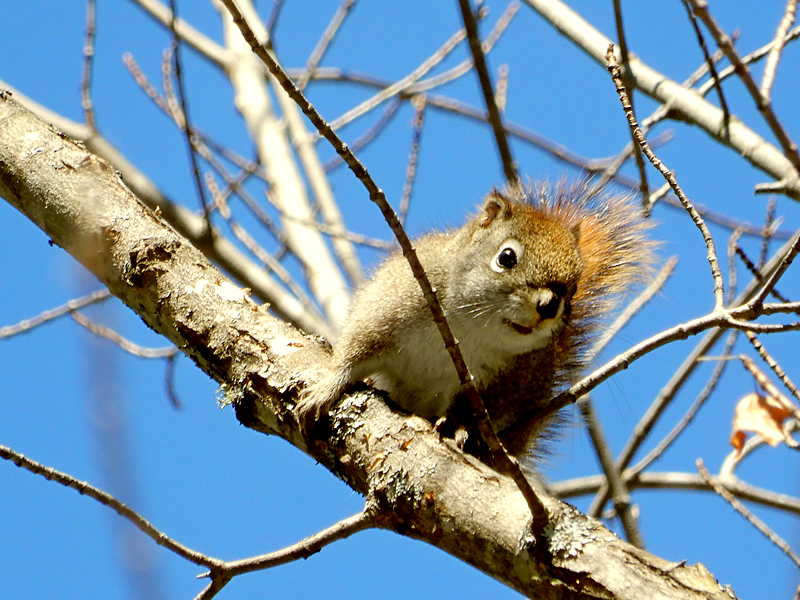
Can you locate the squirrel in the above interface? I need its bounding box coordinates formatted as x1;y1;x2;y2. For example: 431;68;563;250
296;182;653;458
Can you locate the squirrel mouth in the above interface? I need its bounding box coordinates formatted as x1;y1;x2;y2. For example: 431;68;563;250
504;319;534;335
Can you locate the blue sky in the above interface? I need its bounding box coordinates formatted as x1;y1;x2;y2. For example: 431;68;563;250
1;1;800;598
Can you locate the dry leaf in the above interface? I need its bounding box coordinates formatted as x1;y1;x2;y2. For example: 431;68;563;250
730;391;799;453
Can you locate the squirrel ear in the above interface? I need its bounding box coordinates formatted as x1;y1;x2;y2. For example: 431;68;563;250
479;190;512;228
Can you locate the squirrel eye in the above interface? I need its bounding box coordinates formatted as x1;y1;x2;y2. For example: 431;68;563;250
491;239;524;273
498;248;517;268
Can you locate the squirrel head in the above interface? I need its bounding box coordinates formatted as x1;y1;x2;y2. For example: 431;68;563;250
446;190;583;354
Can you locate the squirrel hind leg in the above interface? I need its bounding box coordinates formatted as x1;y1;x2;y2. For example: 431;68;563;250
295;367;353;435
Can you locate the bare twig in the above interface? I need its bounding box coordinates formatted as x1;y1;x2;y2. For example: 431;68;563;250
687;0;800;176
412;3;519;94
589;255;678;361
327;23;469;132
0;289;111;339
612;0;649;208
205;173;324;316
218;0;549;529
607;45;725;311
266;0;284;36
196;508;376;600
748;232;800;309
746;331;800;402
736;246;790;303
759;198;779;269
71;312;177;359
323;97;403;172
0;444;374;600
80;0;97;130
579;398;644;547
284;68;790;238
526;0;800;199
0;444;214;566
164;353;183;409
698;459;800;569
495;64;509;113
727;229;744;305
697;25;800;97
761;0;798;102
552;470;800;516
681;0;730;130
296;0;356;92
457;0;520;187
621;330;739;485
167;0;213;231
399;94;427;224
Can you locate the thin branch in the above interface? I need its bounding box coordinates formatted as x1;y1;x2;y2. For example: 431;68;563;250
296;0;356;92
71;312;178;359
622;330;739;484
552;470;800;516
727;228;744;305
495;64;509;113
266;0;284;37
217;0;549;529
748;230;800;309
167;0;213;231
612;0;649;209
0;289;111;339
607;45;726;311
80;0;97;131
457;0;520;187
196;508;376;600
681;0;730;130
323;97;403;172
525;0;800;199
698;459;800;569
406;2;519;94
759;198;778;269
687;0;800;176
286;68;791;238
204;173;327;317
326;23;469;132
399;94;427;224
216;0;352;329
579;398;644;547
758;301;800;315
589;255;678;361
736;246;790;303
164;353;183;409
555;296;800;413
208;509;375;579
760;0;798;102
130;0;232;68
271;74;366;287
0;444;214;567
746;331;800;402
697;25;800;97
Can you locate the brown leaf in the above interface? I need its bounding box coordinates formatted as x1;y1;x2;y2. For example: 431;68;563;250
730;391;799;453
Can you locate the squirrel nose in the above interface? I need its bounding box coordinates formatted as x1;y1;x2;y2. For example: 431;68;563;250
537;290;562;321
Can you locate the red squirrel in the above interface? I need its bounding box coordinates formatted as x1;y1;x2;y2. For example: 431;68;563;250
297;183;653;457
